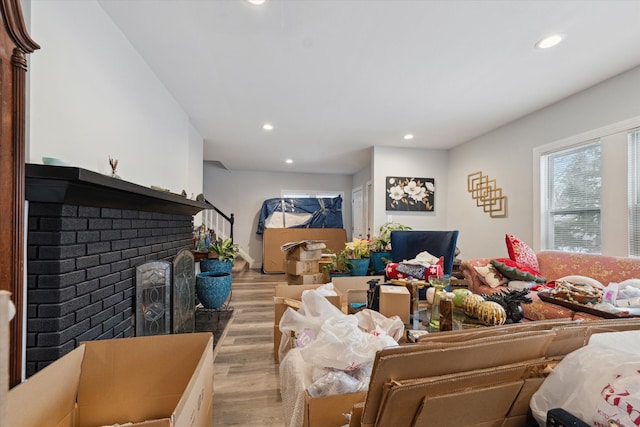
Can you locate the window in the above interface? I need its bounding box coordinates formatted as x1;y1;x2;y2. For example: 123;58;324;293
628;129;640;256
541;141;601;253
281;191;342;199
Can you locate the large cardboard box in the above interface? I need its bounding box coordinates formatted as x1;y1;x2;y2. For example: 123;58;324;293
274;284;343;362
379;285;410;324
7;333;214;427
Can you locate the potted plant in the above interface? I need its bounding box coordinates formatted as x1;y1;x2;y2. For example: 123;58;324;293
197;237;239;309
322;249;353;279
200;237;239;274
343;238;370;276
369;222;412;274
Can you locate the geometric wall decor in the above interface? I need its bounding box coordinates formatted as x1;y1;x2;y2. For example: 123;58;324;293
467;171;508;218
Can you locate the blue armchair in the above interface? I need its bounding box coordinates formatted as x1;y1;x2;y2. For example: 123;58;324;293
390;230;459;276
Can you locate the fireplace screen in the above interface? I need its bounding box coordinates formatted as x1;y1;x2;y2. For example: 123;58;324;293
172;249;195;333
136;261;171;336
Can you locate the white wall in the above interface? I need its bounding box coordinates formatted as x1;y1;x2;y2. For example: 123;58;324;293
25;0;640;263
372;146;450;233
203;164;353;269
28;0;203;195
448;67;640;260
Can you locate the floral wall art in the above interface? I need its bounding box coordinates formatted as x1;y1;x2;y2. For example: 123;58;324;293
386;176;435;212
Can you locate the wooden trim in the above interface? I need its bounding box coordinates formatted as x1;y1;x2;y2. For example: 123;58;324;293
1;0;40;53
0;0;39;387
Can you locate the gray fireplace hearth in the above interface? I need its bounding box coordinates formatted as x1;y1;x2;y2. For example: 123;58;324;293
25;164;209;376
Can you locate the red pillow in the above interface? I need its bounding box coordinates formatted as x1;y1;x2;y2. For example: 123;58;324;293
491;258;546;283
505;234;539;271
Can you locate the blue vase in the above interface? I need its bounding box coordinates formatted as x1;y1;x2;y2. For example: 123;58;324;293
370;251;391;274
349;258;370;276
196;272;232;309
200;258;232;274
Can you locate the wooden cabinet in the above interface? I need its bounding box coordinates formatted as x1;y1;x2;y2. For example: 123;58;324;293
0;0;39;386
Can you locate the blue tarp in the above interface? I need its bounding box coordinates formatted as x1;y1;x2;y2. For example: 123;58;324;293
256;196;343;234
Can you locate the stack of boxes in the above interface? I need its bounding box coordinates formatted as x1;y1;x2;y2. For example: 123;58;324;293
283;240;326;285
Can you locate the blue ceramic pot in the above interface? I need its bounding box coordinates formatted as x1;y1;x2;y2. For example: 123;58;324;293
196;272;232;309
200;258;232;274
370;251;391;274
349;258;370;276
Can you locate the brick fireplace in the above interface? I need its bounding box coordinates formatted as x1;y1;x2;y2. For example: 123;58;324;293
25;164;208;377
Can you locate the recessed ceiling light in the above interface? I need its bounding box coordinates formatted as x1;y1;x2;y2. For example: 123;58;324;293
285;159;293;164
404;134;414;140
247;0;266;5
262;123;273;131
535;34;565;49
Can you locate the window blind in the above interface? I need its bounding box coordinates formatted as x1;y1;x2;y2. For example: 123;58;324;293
629;129;640;256
544;141;601;253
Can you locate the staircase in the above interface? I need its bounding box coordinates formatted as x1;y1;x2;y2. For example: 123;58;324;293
232;257;249;274
200;204;255;272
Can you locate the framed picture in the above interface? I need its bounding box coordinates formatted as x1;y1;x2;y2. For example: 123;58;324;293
386;176;435;211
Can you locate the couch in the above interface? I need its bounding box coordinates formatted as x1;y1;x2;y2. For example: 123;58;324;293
460;251;640;321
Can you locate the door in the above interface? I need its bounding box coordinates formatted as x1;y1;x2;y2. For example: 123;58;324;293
352;186;364;239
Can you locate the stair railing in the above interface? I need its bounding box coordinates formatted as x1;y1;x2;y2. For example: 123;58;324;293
202;201;234;242
201;201;255;267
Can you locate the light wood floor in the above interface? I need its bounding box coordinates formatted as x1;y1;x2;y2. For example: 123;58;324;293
212;269;287;426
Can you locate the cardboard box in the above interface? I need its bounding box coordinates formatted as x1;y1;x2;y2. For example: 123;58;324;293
7;333;214;427
360;331;558;427
303;390;366;427
262;228;347;273
330;275;384;295
285;241;325;262
286;260;320;275
357;319;640;427
379;285;410;324
274;284;343;324
286;273;324;285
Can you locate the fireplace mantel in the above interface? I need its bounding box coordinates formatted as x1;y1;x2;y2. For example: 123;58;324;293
25;164;210;215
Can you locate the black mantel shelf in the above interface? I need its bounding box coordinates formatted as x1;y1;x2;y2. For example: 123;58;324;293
25;164;211;216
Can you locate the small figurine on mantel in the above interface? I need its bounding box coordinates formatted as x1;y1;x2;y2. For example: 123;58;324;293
108;155;120;179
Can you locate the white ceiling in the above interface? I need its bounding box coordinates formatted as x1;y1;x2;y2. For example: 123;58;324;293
97;0;640;175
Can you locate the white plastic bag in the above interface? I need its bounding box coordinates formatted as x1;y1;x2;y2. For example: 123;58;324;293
299;313;398;371
309;282;338;298
530;331;640;426
354;308;405;341
307;368;368;397
278;290;344;361
598;280;640;315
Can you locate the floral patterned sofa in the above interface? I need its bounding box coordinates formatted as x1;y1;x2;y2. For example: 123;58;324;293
461;251;640;321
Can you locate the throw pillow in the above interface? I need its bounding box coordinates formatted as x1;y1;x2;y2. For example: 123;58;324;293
473;264;508;288
491;258;547;283
505;234;539;271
